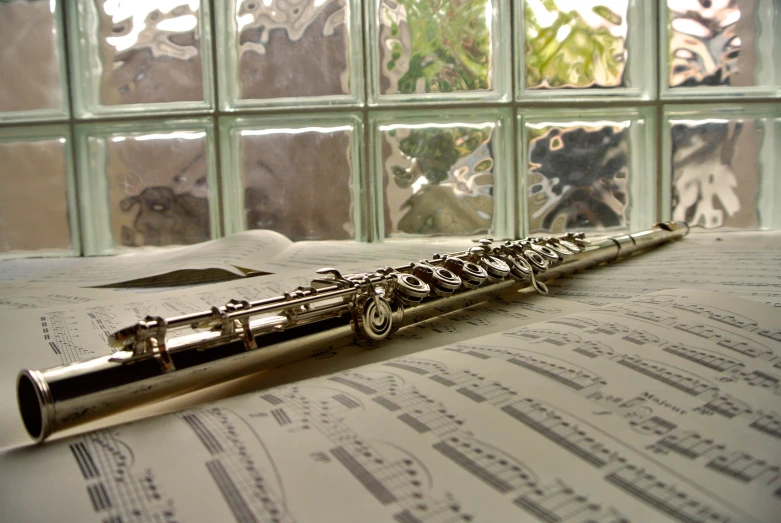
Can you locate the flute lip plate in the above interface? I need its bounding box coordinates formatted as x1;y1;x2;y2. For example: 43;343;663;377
17;369;53;443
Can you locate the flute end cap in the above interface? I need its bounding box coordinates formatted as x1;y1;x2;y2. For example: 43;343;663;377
17;370;52;443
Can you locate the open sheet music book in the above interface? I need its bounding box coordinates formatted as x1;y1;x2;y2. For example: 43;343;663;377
1;287;779;522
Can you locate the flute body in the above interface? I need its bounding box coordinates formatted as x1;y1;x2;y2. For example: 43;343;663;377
17;222;689;442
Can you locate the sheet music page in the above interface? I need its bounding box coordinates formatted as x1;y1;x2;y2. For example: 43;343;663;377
0;256;86;281
17;230;293;287
1;289;778;521
548;231;781;307
0;281;130;311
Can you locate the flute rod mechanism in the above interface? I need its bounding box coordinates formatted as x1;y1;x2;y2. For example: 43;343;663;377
17;222;688;442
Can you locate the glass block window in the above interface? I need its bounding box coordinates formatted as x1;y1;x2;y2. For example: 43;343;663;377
68;0;214;118
0;127;78;256
221;115;363;241
520;108;655;235
368;0;511;103
0;0;69;123
517;0;655;100
664;104;781;230
661;0;781;99
77;120;218;254
372;110;513;239
0;0;779;256
218;0;363;109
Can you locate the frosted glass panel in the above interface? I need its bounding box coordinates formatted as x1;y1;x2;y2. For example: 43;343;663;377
663;0;781;98
666;106;780;230
70;0;213;117
78;121;218;254
521;109;655;235
524;0;629;89
370;0;509;103
0;0;68;122
222;116;362;241
219;0;361;109
0;131;75;254
374;110;511;239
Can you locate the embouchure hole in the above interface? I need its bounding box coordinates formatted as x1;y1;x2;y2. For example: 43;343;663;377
18;374;43;439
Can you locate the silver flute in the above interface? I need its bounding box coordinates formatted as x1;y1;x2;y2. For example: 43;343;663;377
17;221;689;442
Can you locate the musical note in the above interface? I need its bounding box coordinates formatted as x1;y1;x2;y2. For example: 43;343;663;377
706;452;781;483
653;432;718;459
750;413;781;441
701;396;753;419
507;353;607;392
267;381;474;521
40;311;96;364
433;437;535;493
590;321;630;336
605;466;730;522
547;316;599;330
661;343;743;372
178;408;290;521
621;329;660;346
67;431;176;521
672;303;758;332
617;356;717;396
328;376;377;395
502;329;583;346
630;416;677;436
444;346;607;393
673;323;771;358
513;479;626;522
501;399;620;468
738;370;781;389
385;362;431;375
181;413;224;454
624;307;676;324
572;340;615;359
758;329;781;343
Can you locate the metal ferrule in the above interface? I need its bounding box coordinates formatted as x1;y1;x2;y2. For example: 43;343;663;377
17;221;689;442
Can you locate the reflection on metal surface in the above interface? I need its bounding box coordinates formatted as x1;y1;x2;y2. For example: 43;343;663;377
96;0;204;105
668;0;748;88
525;0;628;89
383;124;495;236
106;132;211;246
670;119;760;228
240;127;354;240
527;122;630;233
378;0;493;95
0;139;71;252
235;0;350;99
0;0;64;113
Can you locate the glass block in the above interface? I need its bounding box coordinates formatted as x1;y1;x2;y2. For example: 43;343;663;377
367;0;511;104
0;0;69;123
76;120;219;255
68;0;215;118
517;0;655;101
663;104;781;230
0;127;79;257
371;109;513;240
217;0;363;110
661;0;781;99
221;114;363;241
520;108;655;236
